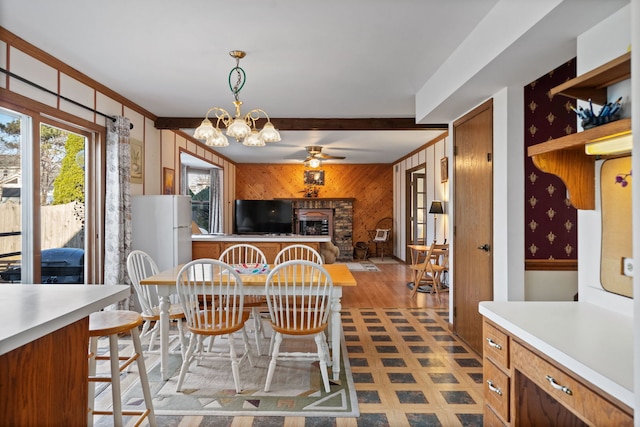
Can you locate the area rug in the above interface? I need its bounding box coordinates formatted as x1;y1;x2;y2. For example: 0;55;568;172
344;262;380;272
108;328;359;418
406;281;433;293
368;257;399;264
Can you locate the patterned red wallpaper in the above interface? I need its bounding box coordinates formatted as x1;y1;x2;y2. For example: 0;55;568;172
524;59;578;261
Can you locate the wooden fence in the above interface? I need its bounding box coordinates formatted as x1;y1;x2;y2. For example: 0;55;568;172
0;201;84;261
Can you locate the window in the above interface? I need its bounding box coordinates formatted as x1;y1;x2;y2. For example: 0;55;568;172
181;152;223;235
187;168;211;233
0;105;99;284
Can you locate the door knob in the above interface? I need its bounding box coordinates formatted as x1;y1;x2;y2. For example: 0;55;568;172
477;244;490;252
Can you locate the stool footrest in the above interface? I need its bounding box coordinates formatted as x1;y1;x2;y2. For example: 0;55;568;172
91;409;151;425
88;376;113;383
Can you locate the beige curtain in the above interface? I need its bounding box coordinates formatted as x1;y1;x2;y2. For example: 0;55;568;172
103;116;132;309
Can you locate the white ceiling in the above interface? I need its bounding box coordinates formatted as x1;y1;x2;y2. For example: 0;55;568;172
0;0;629;164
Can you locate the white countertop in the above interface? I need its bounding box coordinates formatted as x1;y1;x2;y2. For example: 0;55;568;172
0;284;130;355
192;234;331;242
479;301;633;408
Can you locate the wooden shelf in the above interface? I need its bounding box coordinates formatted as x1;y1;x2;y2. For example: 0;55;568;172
550;52;630;105
528;51;631;210
528;118;631;156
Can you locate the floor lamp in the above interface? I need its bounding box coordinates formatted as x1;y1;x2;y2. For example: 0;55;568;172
429;201;444;244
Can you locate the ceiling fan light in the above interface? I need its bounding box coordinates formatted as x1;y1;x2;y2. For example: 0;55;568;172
243;130;265;147
309;158;321;168
259;122;281;142
193;118;216;140
226;118;252;140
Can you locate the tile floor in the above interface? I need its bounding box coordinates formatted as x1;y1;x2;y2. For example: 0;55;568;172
95;306;485;427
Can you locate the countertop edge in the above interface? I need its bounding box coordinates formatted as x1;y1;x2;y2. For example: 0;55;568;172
0;284;130;355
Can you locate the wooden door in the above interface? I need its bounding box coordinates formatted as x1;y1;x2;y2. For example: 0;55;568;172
453;99;493;355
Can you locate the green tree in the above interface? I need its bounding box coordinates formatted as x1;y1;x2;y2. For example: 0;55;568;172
0;118;21;154
39;125;66;204
52;133;84;204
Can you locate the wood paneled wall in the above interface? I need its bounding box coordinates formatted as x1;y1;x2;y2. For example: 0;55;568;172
235;164;393;248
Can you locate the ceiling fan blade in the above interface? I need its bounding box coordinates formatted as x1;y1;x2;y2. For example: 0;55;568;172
316;153;346;159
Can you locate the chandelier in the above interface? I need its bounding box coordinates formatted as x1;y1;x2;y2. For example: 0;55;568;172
193;50;281;147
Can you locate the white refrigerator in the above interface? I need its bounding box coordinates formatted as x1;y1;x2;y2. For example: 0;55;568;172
131;195;193;272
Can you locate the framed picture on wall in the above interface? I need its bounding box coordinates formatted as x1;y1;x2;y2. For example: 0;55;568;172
130;138;144;184
304;170;325;186
163;167;175;195
440;157;448;183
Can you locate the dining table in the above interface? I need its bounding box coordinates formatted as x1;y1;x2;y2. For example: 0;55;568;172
140;262;357;381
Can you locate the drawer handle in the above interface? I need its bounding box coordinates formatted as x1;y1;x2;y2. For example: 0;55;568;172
486;338;502;350
546;375;573;395
486;380;503;396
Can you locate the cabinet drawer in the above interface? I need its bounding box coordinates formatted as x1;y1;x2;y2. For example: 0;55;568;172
512;341;632;427
484;359;510;422
484;320;509;369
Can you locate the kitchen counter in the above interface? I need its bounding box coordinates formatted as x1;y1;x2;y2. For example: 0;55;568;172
192;234;331;242
479;301;633;408
192;235;332;264
0;283;129;425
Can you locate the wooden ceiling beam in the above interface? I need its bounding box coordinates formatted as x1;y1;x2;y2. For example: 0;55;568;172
155;117;447;131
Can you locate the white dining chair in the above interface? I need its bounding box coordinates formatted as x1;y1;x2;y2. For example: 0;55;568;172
264;260;334;393
126;250;187;357
219;244;269;355
175;259;253;393
274;244;323;265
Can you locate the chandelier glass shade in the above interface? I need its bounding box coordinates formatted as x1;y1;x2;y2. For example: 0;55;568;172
193;50;281;147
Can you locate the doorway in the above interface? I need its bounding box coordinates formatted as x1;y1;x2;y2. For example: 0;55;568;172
0;107;93;284
406;167;427;245
453;99;494;355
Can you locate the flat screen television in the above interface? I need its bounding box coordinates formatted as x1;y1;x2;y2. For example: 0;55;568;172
233;200;293;235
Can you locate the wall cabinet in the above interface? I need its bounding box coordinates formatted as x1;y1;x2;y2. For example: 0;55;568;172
483;318;633;426
527;52;631;210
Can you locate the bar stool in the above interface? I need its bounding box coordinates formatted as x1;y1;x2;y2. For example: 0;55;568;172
88;310;157;427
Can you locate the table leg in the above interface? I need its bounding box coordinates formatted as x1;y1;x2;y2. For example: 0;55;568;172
330;293;342;381
158;294;170;381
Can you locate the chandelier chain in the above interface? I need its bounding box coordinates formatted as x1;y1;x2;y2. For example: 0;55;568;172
229;55;245;102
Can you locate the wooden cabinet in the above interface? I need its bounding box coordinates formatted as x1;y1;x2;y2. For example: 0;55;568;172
482;318;633;426
192;240;320;264
192;241;222;259
527;52;631;210
0;317;89;426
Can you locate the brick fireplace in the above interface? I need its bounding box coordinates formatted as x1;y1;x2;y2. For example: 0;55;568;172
287;198;354;261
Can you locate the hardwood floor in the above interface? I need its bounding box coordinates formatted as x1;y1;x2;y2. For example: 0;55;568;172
341;262;449;310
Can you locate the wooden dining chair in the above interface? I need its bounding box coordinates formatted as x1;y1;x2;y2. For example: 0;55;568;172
274;244;323;265
408;243;447;302
264;260;333;393
219;244;269;355
175;259;253;393
126;250;187;358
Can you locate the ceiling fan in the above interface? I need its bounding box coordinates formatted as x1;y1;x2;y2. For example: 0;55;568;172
303;146;346;165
